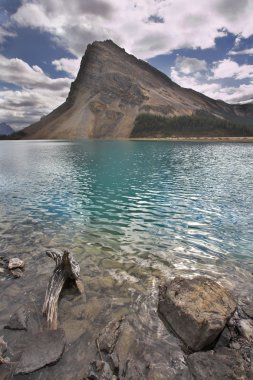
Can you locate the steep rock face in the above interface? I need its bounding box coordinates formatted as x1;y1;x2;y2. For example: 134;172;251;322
22;40;253;139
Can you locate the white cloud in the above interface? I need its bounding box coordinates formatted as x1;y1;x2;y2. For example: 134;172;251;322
11;0;253;59
0;87;68;130
171;67;222;99
229;48;253;56
212;59;253;80
0;55;71;129
52;57;81;78
171;57;253;103
0;26;16;44
0;54;71;90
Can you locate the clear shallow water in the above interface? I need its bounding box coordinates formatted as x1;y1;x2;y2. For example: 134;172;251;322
0;140;252;268
1;140;253;379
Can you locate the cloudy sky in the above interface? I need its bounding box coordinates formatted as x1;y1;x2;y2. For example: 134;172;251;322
0;0;253;130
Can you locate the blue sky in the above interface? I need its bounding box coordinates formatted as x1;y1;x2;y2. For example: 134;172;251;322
0;0;253;130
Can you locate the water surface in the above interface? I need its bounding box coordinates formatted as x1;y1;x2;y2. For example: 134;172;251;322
1;140;252;267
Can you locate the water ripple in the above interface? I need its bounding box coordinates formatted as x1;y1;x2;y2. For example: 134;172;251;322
0;140;253;278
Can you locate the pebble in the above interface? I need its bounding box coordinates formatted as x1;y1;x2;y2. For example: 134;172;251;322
8;258;24;270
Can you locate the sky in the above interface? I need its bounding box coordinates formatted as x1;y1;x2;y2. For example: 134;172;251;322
0;0;253;130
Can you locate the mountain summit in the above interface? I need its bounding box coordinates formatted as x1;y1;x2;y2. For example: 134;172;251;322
22;40;253;139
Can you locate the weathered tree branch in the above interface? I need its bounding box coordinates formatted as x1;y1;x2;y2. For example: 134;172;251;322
43;249;83;329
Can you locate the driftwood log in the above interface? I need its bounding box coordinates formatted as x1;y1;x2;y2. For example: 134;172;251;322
43;249;84;329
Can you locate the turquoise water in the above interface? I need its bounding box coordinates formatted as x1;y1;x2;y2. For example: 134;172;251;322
0;139;253;288
0;140;253;269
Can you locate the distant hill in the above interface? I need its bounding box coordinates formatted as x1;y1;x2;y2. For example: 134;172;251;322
22;40;253;139
0;123;14;136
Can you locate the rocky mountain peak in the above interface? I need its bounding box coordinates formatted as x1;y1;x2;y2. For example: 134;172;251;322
22;40;253;139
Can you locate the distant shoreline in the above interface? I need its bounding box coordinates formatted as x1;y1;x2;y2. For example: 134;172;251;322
129;136;253;142
1;136;253;142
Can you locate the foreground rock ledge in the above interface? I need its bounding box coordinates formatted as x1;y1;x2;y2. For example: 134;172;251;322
15;329;65;375
158;276;236;351
187;348;251;380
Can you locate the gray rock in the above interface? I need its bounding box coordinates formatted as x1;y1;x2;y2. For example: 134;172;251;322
15;329;65;375
0;336;7;357
10;268;23;278
158;276;236;351
187;347;251;380
113;321;136;378
8;258;24;270
215;326;231;349
237;319;253;341
242;303;253;319
98;317;124;354
123;360;146;379
87;360;113;380
230;341;241;350
147;366;174;380
5;307;28;330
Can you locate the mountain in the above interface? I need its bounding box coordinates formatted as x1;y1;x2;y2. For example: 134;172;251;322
22;40;253;139
0;123;14;136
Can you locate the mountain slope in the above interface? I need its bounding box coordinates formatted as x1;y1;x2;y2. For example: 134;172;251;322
22;40;253;139
0;123;14;136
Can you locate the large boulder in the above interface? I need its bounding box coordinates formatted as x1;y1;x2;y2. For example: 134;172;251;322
158;276;236;351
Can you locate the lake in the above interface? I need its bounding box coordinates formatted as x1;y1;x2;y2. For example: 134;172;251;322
0;140;253;378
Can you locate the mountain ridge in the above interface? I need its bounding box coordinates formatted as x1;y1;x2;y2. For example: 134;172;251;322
0;123;14;136
21;40;253;139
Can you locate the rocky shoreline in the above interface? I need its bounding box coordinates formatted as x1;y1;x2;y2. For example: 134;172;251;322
0;253;253;379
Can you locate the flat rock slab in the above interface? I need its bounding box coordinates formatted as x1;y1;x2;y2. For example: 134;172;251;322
158;276;236;351
15;329;65;375
5;307;28;330
187;348;251;380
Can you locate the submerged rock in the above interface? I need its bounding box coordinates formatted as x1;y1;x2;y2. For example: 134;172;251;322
5;307;28;330
97;317;124;354
158;276;236;351
187;347;251;380
10;268;23;278
0;336;7;358
8;258;24;270
15;329;65;375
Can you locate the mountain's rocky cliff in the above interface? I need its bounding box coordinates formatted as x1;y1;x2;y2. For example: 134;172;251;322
22;40;253;139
